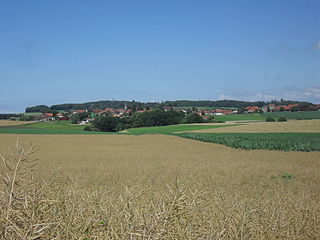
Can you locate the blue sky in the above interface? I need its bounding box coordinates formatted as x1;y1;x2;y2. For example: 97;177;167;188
0;0;319;113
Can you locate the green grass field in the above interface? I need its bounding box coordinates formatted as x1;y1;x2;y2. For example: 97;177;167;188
0;121;107;134
214;114;265;121
263;111;320;120
22;112;42;116
0;121;235;135
126;124;237;135
178;132;320;152
213;111;320;122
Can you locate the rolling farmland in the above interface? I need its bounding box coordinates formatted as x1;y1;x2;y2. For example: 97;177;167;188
2;0;319;238
0;134;320;239
0;119;320;239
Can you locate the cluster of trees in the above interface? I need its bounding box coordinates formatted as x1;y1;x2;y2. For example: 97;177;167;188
70;112;89;124
0;114;22;120
0;114;40;121
87;110;205;132
265;117;287;122
25;105;51;113
290;103;314;112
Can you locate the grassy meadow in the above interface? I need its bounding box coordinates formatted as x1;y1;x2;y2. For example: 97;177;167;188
0;134;320;239
0;121;235;135
0;121;104;134
213;111;320;122
263;110;320;120
125;124;237;135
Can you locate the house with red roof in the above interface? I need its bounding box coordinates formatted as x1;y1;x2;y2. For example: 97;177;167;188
40;113;55;121
245;106;261;113
284;104;299;111
73;109;87;114
273;104;299;112
213;108;233;115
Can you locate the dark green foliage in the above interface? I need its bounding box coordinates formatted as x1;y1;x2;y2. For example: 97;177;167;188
263;111;320;120
278;117;287;122
83;126;92;131
180;113;204;124
237;108;245;114
19;115;37;121
207;115;224;123
25;105;50;113
178;132;320;152
92;110;193;132
0;114;22;120
27;99;315;112
135;110;185;127
50;101;152;112
70;112;88;124
265;117;275;122
92;116;119;132
282;173;293;179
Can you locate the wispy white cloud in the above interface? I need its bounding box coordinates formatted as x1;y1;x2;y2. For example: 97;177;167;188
218;92;278;102
285;87;320;100
217;87;320;104
218;94;234;100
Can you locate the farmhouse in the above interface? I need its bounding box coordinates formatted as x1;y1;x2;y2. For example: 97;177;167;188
73;109;87;114
273;104;299;112
40;113;55;121
213;109;233;115
312;104;320;111
245;106;261;113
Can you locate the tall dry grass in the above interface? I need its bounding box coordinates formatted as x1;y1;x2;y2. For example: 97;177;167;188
0;139;54;239
0;134;319;239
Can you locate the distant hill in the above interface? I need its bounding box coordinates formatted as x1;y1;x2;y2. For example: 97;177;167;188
25;99;314;113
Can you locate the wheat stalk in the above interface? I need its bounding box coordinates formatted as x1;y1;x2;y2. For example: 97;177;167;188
0;138;53;240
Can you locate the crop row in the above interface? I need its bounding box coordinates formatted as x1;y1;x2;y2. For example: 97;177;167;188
178;132;320;152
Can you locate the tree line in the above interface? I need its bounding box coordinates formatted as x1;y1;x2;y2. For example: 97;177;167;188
25;99;315;113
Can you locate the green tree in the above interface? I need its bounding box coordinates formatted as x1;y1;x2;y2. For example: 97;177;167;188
92;116;118;132
181;113;203;124
70;112;87;124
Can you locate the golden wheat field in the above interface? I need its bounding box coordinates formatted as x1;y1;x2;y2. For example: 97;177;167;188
193;119;320;133
1;134;320;239
0;120;33;126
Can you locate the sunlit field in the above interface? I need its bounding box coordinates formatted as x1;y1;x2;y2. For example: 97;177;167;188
213;111;320;122
192;119;320;133
1;134;320;239
0;120;33;126
2;0;319;239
